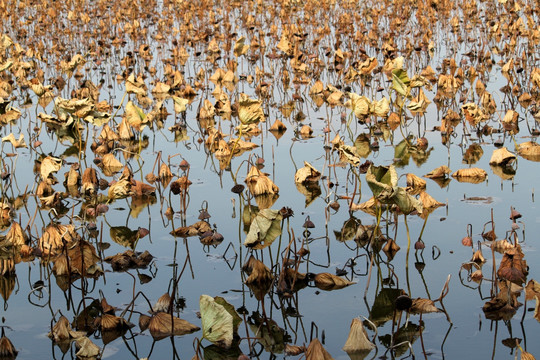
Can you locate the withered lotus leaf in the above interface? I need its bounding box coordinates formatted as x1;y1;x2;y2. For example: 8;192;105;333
409;298;441;314
125;73;147;96
200;295;242;348
285;344;306;356
153;293;172;313
40;156;62;182
406;173;426;195
245;166;279;196
48;315;86;343
238;94;264;125
342;317;375;353
383;238;400;260
294;161;321;184
0;332;17;359
424;165;451;178
521;351;536;360
5;222;26;246
243;255;273;285
2;133;26;148
101;153;123;175
108;166;133;200
518;142;540;161
139;314;151;332
497;247;528;285
81;167;98;195
39;223;80;256
148;312;199;340
525;279;540;301
75;336;100;358
96;313;131;331
104;250;153;271
158;163;173;180
314;273;355;291
125;100;148;132
419;191;444;209
269;119;287;132
451;168;487;183
489;147;516;166
244;209;282;249
305;338;333;360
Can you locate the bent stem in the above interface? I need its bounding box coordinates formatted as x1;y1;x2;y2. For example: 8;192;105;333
404;214;411;296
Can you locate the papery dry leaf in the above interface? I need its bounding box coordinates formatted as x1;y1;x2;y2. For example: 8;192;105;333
299;124;313;138
200;295;241;348
419;191;444;209
238;93;264;125
243;255;273;285
40;156;62;182
5;222;26;246
295;162;321;184
48;315;86;342
306;338;333;360
148;312;199;340
2;133;26;148
108;166;133;200
245;166;279;195
0;332;17;359
75;336;100;358
102;153;123;174
497;247;528;285
314;273;355;291
489;147;516;165
451;168;487;183
153;293;172;313
518;142;540;161
39;223;80;256
285;344;306;356
409;298;441;314
521;351;536;360
125;73;147;96
406;173;426;195
342;317;375;353
424;165;451;178
82;167;98;195
525;279;540;301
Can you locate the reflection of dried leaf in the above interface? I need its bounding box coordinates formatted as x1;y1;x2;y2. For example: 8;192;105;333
419;191;444;209
75;337;100;358
342;317;375;353
2;133;26;148
314;273;355;290
0;332;17;359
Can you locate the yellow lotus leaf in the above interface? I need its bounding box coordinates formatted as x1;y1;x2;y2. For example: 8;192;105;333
489;147;516;165
40;156;62;181
295;162;321;184
518;142;540;161
451;168;487;183
461;102;488;126
245;166;279;196
102;153;123;176
125;73;146;96
2;133;26;148
306;338;333;360
314;273;355;291
359;57;378;75
346;93;370;117
125;100;147;131
238;94;264;125
370;97;390;117
424;165;451;178
276;33;292;56
0;107;21;125
234;36;250;57
342;317;375;353
108;166;133;200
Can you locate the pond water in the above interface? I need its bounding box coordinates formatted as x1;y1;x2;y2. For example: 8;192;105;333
0;0;539;359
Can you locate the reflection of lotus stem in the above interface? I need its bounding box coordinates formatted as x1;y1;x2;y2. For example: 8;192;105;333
404;215;411;296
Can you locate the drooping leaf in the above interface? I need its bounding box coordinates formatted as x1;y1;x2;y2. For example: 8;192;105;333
200;294;241;348
148;312;199;340
342;317;375;353
244;209;282;249
306;338;333;360
314;273;355;291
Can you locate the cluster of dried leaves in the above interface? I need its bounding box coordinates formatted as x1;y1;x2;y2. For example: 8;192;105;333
0;0;539;358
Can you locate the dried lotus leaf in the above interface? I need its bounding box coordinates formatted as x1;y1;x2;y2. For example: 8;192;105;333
314;272;355;291
148;312;200;340
294;162;321;184
424;165;451;178
451;168;487;183
489;147;516;165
